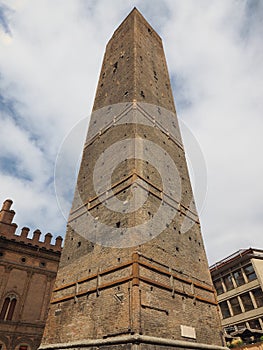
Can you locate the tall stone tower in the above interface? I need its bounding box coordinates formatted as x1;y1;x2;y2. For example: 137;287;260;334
40;8;226;350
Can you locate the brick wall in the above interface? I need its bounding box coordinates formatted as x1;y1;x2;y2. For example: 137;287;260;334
0;199;62;350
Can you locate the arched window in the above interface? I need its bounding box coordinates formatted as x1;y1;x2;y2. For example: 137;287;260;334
14;343;31;350
0;295;17;321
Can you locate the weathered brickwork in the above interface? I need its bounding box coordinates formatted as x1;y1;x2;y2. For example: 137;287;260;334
92;9;175;112
0;199;62;350
40;8;225;350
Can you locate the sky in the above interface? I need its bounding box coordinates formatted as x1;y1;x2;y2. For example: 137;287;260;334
0;0;262;264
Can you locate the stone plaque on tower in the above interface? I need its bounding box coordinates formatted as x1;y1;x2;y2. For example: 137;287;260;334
39;8;226;350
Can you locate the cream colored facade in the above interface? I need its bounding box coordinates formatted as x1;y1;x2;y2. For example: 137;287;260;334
210;249;263;336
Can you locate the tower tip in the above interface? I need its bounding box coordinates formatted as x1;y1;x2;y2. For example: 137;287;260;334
127;6;148;20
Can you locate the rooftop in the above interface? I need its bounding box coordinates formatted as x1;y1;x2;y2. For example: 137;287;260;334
210;248;263;272
0;199;63;252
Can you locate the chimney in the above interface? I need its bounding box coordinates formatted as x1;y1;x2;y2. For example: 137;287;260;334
44;233;53;246
0;199;15;224
2;199;12;211
32;229;41;244
20;227;30;240
55;236;63;250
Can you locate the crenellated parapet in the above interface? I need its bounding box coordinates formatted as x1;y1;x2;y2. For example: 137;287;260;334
0;199;63;252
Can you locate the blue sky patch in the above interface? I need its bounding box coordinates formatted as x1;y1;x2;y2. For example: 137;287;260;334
0;3;11;34
0;156;32;182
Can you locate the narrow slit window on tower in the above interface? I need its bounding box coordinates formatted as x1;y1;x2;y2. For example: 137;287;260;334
116;221;121;228
113;61;118;73
140;91;145;98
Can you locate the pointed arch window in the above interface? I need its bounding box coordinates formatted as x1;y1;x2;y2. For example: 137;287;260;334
0;295;17;321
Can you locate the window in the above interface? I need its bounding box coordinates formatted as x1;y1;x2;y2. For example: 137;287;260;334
0;296;17;321
240;292;254;312
243;264;256;282
252;288;263;308
214;279;224;295
223;274;234;291
249;319;261;330
229;297;242;315
220;301;231;318
225;325;235;333
233;269;245;286
236;322;246;331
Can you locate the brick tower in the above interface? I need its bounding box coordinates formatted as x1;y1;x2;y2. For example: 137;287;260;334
40;8;226;350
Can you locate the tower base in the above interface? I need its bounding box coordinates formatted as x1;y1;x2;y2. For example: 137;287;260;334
39;334;227;350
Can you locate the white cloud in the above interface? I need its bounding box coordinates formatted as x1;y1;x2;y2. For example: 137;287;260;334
163;0;263;262
0;0;262;263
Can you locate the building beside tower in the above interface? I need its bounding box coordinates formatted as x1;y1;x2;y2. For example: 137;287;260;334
211;248;263;344
0;199;62;350
40;8;226;350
